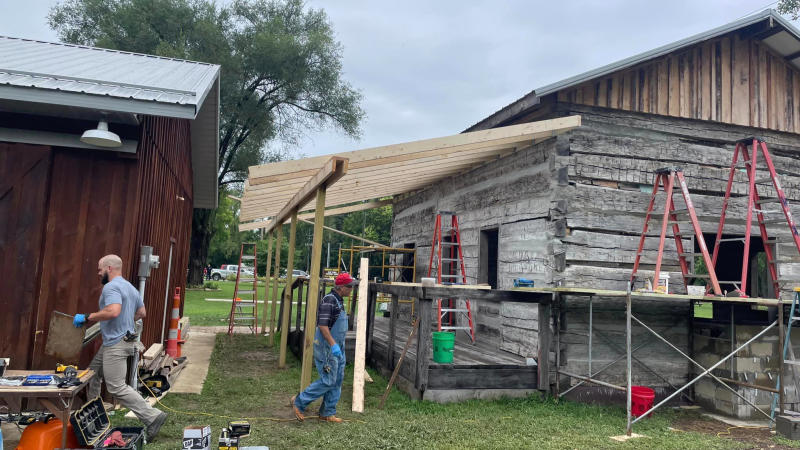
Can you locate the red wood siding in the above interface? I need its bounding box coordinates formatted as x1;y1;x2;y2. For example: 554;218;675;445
0;143;52;368
132;116;194;349
0;115;194;369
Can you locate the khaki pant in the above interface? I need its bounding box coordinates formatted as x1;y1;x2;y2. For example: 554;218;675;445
87;339;162;426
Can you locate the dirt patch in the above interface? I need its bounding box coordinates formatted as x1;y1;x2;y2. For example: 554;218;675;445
240;351;278;362
672;416;789;449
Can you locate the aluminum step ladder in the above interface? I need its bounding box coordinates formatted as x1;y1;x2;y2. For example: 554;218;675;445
630;168;722;295
228;242;259;335
427;211;475;343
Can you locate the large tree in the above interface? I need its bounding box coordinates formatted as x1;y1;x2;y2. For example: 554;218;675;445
49;0;365;285
779;0;800;19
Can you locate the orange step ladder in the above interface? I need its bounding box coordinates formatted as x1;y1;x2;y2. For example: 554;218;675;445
630;168;722;295
427;211;475;343
228;242;259;334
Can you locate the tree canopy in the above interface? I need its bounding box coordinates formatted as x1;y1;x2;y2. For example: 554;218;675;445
49;0;366;284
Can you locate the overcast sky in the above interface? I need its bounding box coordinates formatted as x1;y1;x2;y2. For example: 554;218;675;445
0;0;796;158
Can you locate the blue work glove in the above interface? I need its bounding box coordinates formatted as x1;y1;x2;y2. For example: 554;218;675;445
73;314;87;328
331;343;342;357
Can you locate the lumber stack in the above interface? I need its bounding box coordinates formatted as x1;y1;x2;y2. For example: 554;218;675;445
140;343;189;387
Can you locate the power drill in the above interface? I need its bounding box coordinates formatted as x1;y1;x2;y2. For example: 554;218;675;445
218;421;250;450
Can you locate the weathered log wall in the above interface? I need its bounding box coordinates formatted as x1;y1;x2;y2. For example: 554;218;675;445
557;104;800;297
391;102;800;393
392;137;562;355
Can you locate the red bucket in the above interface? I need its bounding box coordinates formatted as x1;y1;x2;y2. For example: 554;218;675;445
631;386;655;418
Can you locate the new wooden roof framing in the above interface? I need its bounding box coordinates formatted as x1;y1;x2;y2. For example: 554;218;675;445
239;115;581;228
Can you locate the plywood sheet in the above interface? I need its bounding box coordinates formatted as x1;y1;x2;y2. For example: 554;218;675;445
44;311;85;363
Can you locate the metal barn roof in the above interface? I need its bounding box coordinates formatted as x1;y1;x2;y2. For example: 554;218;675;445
0;36;220;208
468;9;800;132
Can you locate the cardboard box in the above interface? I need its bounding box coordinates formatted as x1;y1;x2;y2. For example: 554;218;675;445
183;425;212;450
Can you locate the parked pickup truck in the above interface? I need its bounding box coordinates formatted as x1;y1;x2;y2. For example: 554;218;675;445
211;264;254;281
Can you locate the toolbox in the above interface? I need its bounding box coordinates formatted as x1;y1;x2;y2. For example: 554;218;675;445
69;397;145;449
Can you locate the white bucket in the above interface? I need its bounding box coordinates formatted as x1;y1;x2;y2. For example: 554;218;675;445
687;285;705;296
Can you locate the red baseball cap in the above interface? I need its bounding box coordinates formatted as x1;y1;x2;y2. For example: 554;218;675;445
335;272;359;287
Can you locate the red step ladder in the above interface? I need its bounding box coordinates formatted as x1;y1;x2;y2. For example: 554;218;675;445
228;242;259;335
630;168;722;296
710;137;800;297
427;211;475;343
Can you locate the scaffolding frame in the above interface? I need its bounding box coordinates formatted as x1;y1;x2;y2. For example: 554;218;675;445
336;245;417;318
520;286;791;436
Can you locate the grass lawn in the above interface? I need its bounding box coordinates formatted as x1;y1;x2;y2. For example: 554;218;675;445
184;280;357;326
694;302;713;319
111;333;796;449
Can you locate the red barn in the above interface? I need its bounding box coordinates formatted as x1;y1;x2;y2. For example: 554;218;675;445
0;36;220;369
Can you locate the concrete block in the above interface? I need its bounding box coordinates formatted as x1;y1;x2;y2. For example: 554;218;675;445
749;341;776;357
734;356;764;373
694;378;716;400
715;398;735;416
777;415;800;440
714;388;736;404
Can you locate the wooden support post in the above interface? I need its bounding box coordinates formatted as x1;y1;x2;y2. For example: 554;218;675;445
295;280;304;331
626;290;632;436
349;283;358;331
388;294;399;369
353;258;370;412
367;288;377;357
415;296;432;392
555;293;562;397
261;230;273;335
300;188;327;389
537;299;553;394
279;211;298;368
269;225;283;346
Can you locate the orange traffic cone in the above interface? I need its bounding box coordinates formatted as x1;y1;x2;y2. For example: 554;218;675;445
166;287;181;357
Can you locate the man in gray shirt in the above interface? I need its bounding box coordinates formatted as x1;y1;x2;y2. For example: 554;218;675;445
73;254;167;440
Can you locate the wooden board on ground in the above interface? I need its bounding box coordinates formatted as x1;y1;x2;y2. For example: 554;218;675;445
143;343;163;360
44;311;85;363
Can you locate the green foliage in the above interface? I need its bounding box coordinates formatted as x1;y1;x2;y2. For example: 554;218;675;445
255;202;394;277
779;0;800;20
203;281;220;290
692;256;709;286
49;0;366;284
49;0;364;187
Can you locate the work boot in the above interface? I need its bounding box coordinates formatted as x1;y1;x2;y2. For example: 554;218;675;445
290;395;304;421
318;415;343;423
146;411;168;440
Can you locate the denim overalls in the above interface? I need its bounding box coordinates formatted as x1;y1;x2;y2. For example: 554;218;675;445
294;295;348;417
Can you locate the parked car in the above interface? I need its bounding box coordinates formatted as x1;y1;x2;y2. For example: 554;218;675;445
280;269;310;279
210;264;254;281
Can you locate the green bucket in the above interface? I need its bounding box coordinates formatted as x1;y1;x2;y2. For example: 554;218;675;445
432;331;455;363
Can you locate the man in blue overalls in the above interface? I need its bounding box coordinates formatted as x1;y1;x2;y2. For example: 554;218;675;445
291;272;357;423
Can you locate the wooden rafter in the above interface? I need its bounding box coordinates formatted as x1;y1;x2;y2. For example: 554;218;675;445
238;199;391;232
240;116;581;224
260;156;348;233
